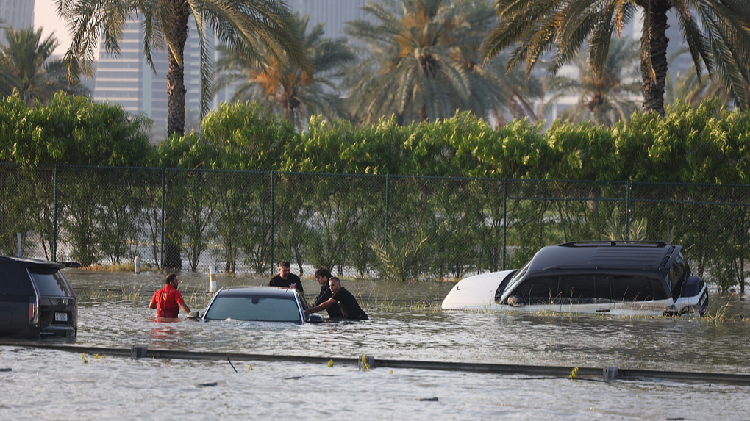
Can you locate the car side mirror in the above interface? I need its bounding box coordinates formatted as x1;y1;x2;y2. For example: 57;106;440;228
307;314;324;323
507;295;525;307
187;311;200;319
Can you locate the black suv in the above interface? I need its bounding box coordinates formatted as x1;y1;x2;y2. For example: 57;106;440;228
0;256;78;339
496;241;708;316
442;241;709;316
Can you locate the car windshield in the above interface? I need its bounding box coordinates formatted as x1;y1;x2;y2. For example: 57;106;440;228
204;295;301;322
29;270;74;297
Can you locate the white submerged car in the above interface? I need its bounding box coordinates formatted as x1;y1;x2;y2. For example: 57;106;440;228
442;241;709;317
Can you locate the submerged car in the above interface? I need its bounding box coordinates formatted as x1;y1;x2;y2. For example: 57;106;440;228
0;256;78;339
442;241;709;317
194;286;323;324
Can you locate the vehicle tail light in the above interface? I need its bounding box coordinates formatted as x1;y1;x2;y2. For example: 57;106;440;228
29;302;38;324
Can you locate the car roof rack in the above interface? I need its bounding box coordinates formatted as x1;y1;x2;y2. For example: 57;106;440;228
558;241;667;248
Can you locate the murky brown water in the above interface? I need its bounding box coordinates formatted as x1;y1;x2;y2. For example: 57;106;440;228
2;269;749;420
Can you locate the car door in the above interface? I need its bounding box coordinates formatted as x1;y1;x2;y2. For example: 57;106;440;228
558;274;614;314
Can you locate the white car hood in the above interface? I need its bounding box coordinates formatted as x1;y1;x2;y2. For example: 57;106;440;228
441;270;515;310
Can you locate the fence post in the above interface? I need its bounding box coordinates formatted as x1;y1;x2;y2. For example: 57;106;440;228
502;178;508;270
160;167;166;269
385;174;390;236
270;170;276;275
625;180;631;241
53;164;58;262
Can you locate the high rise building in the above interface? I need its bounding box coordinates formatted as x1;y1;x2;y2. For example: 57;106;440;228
92;16;203;141
0;0;35;42
289;0;367;39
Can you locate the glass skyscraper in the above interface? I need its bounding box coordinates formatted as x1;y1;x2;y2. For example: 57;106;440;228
0;0;35;42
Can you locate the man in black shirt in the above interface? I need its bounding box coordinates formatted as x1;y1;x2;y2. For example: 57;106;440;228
312;267;343;318
306;276;368;320
268;261;304;296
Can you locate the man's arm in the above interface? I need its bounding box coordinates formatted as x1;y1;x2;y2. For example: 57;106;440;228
306;298;335;314
149;297;157;309
179;302;191;314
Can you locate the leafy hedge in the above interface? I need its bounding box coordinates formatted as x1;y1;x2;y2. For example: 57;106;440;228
0;91;152;166
4;94;750;185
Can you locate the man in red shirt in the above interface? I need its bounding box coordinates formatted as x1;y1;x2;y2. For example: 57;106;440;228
149;274;191;318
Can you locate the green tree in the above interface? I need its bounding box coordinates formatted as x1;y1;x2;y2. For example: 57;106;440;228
343;0;523;125
44;59;91;98
544;37;642;126
0;26;59;104
57;0;307;137
482;0;750;116
0;60;21;96
664;48;740;109
215;12;355;129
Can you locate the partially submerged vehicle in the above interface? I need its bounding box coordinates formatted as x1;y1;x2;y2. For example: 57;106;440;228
442;241;709;317
191;286;323;324
0;256;78;339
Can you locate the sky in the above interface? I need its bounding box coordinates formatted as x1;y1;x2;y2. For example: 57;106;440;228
34;0;73;56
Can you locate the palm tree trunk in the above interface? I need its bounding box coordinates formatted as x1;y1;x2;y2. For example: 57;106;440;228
639;1;670;116
167;0;189;137
163;0;189;270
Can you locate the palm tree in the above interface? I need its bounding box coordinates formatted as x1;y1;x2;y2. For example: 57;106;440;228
664;48;735;109
214;12;355;129
56;0;307;137
343;0;532;126
482;0;750;116
485;54;545;125
0;26;58;104
0;59;21;96
45;59;91;98
544;37;642;126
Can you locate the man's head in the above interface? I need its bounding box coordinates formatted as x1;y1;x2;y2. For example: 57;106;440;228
278;261;291;278
314;267;331;285
165;273;179;288
329;276;341;294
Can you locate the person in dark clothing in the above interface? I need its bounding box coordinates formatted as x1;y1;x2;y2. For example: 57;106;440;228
306;277;368;320
312;267;342;318
268;261;304;296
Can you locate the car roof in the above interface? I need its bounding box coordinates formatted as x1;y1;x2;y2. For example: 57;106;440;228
526;241;679;274
214;286;298;298
0;256;64;271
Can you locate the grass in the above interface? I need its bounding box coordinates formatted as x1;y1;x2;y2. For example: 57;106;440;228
77;282;214;308
80;284;148;302
366;299;443;313
78;262;149;272
701;301;748;324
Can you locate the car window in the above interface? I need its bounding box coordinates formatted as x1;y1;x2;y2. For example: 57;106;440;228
204;296;301;322
511;276;559;304
611;276;669;301
0;266;35;295
29;271;74;297
559;275;612;302
499;260;530;302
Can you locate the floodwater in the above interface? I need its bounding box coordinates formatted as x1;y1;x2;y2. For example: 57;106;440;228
2;270;750;420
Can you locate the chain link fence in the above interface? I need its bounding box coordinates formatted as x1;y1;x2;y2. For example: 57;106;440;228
1;163;748;289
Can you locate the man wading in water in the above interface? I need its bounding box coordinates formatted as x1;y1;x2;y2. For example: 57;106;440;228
268;261;304;296
149;274;191;319
306;277;368;320
312;267;343;318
